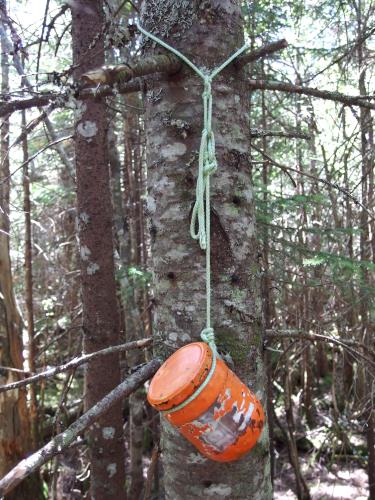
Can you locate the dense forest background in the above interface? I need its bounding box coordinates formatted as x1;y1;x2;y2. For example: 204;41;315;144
0;0;374;498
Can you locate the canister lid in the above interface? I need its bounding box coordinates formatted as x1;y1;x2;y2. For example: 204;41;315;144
148;342;213;411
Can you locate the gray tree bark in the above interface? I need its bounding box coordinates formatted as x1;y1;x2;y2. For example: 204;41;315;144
141;1;272;498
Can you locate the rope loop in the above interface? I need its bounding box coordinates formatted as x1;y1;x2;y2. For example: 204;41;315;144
137;23;249;359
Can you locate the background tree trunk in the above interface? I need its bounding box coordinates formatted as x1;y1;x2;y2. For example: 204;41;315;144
0;3;40;497
21;106;38;450
141;1;272;498
71;1;126;497
355;2;375;496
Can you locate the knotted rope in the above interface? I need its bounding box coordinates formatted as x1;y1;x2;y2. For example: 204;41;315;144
137;23;249;412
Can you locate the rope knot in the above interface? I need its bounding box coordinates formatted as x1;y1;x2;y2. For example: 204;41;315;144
204;159;217;176
202;88;210;99
202;76;212;97
201;327;215;345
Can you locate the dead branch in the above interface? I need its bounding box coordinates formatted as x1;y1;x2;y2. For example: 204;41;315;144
35;0;50;85
236;39;288;67
250;128;311;140
251;143;297;187
81;53;181;85
0;366;31;374
3;48;375;119
0;20;73;172
0;79;144;117
0;358;161;498
0;337;152;394
81;38;288;85
248;79;375;110
0;38;287;115
265;329;375;367
1;105;54;164
44;4;69;43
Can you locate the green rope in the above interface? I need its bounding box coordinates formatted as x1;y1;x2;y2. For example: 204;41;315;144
137;23;249;413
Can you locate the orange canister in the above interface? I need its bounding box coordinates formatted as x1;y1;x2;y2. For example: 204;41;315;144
147;342;265;462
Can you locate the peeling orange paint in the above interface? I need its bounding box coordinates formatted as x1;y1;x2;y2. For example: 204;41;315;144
148;342;264;462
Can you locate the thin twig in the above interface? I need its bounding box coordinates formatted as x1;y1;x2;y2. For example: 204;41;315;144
1;105;54;168
265;330;375;367
35;0;50;86
248;79;375;110
0;134;73;185
251;144;374;220
251;144;297;186
0;337;153;394
0;365;32;374
250;128;311;140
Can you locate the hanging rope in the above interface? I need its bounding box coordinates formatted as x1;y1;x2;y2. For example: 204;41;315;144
137;23;249;411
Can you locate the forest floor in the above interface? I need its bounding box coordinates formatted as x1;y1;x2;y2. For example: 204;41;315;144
119;397;371;499
273;454;368;499
138;447;369;499
271;389;369;499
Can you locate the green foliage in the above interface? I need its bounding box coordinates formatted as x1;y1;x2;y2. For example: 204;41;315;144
302;256;326;267
117;265;151;304
32;183;75;207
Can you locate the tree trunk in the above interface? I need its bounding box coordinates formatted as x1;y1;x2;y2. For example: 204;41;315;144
71;1;126;497
294;70;313;428
283;340;311;500
260;60;275;483
355;2;375;496
21;106;38;450
125;99;148;499
0;3;40;497
339;109;354;408
141;1;272;498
